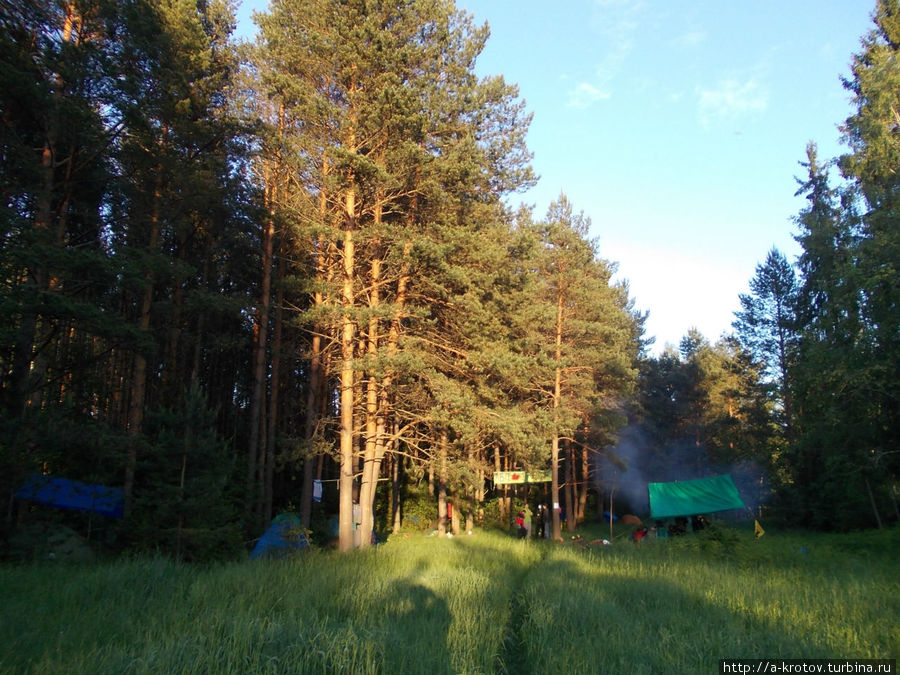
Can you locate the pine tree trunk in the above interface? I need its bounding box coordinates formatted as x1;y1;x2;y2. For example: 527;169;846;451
300;169;330;529
392;451;402;533
494;444;509;525
777;316;794;440
437;432;448;535
264;241;285;524
889;480;899;523
10;3;84;415
358;223;383;549
338;186;357;552
578;445;589;522
124;144;165;519
161;230;189;399
565;443;576;532
246;155;277;530
24;134;56;411
300;327;322;530
359;234;410;546
865;476;884;530
550;289;564;541
466;447;477;533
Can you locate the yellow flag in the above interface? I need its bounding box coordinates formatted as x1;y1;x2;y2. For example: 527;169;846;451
754;520;765;539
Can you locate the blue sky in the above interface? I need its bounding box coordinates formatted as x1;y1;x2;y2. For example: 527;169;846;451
235;0;877;353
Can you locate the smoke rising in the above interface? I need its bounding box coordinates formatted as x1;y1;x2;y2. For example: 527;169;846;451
594;424;770;518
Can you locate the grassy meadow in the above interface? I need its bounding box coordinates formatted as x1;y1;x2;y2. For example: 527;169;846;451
1;524;897;674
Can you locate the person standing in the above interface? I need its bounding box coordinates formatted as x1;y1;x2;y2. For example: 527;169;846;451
523;504;533;539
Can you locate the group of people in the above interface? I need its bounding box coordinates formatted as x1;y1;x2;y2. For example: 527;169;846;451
512;506;712;543
514;503;564;539
666;515;707;536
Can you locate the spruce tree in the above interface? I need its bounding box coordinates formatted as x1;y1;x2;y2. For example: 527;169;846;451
733;248;799;437
838;0;900;524
791;144;875;528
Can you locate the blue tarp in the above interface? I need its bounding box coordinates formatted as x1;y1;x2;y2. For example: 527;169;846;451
250;513;309;559
15;475;124;519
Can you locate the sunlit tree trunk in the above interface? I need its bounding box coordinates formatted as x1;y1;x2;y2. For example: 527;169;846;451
437;432;448;535
338;184;357;552
391;450;402;533
299;327;322;529
359;232;410;547
551;288;564;541
578;445;590;523
358;199;384;549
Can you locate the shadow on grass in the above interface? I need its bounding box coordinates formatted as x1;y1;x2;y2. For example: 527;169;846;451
2;533;891;674
450;534;871;674
374;572;452;674
525;558;833;672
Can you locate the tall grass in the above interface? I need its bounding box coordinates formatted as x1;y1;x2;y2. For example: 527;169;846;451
1;527;897;674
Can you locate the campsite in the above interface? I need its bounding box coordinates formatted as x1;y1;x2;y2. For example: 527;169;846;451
2;0;899;670
3;470;898;672
1;522;897;673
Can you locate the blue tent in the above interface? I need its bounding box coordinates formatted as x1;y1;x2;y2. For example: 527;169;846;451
250;513;309;559
15;475;124;518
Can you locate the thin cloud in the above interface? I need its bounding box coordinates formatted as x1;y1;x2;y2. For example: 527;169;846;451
567;82;611;109
564;0;646;108
697;76;768;124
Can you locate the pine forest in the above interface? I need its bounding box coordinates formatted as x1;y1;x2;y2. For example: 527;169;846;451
1;0;898;560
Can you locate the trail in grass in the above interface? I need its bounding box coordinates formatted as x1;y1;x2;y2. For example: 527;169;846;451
495;543;546;675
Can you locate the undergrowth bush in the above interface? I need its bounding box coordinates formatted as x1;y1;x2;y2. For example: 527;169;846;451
666;520;745;558
397;484;437;531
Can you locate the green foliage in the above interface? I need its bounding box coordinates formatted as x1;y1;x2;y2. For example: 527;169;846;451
130;384;243;562
2;0;894;555
398;483;439;531
0;403;127;524
479;497;515;530
5;521;97;564
733;247;798;436
737;2;900;527
784;132;897;529
627;335;774;503
665;520;746;559
0;0;255;539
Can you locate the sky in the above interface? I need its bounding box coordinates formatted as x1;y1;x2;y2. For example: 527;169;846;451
234;0;878;353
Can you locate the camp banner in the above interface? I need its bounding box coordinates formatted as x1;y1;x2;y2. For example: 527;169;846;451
493;470;552;485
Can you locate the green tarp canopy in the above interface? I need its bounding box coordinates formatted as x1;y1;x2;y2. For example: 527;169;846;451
648;475;745;519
